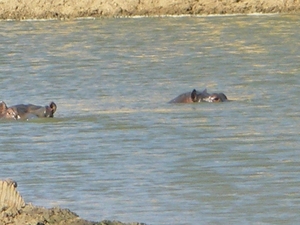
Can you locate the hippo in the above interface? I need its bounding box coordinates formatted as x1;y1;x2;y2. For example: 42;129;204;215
169;89;227;103
0;101;19;120
169;89;210;103
202;93;228;102
9;102;57;120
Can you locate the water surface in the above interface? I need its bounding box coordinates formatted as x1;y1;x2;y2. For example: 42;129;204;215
0;14;300;224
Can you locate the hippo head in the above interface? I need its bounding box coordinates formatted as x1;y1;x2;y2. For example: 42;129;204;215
191;89;210;102
203;93;228;102
6;108;20;120
44;102;57;117
0;101;20;120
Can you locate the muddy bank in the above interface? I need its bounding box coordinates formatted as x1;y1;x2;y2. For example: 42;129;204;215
0;180;145;225
2;204;145;225
0;0;300;20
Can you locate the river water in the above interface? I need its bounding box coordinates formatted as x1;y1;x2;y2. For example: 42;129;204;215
0;14;299;224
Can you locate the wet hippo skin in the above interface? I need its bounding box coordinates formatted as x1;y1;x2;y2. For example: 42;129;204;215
10;102;57;120
169;89;208;103
0;101;19;120
169;89;227;103
202;93;228;102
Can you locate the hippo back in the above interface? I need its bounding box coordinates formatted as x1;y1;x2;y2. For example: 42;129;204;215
169;89;210;103
169;92;194;103
10;102;57;120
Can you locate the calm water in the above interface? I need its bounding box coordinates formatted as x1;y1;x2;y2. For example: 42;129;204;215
0;14;300;224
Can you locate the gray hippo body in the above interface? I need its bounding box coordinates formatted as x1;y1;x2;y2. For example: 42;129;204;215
169;89;227;103
0;101;19;120
169;89;210;103
10;102;57;120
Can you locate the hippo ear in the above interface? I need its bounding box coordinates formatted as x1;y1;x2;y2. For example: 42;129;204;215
49;102;57;112
0;101;8;112
48;102;57;117
191;89;197;102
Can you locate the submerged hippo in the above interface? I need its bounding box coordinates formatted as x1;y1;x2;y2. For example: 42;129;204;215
169;89;227;103
9;102;57;120
169;89;209;103
0;101;19;120
202;93;228;102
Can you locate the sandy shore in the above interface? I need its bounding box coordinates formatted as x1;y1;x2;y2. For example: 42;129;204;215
0;0;299;20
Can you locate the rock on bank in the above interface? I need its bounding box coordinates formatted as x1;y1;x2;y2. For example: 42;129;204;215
0;0;300;20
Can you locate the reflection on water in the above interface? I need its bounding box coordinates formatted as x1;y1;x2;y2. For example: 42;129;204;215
0;14;300;224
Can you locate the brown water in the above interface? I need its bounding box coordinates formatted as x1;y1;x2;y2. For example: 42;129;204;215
0;14;299;224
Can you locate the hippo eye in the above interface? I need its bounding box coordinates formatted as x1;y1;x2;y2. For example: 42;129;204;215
7;110;18;119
